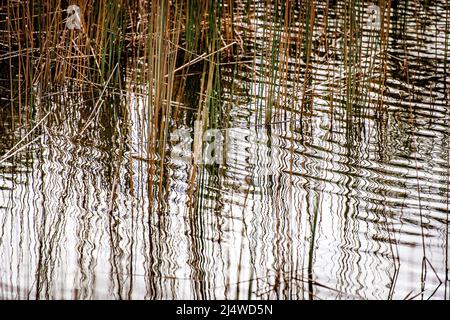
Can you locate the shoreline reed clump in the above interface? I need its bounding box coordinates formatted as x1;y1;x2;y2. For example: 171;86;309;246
0;1;406;126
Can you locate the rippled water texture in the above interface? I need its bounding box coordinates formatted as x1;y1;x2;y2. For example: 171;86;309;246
1;1;450;299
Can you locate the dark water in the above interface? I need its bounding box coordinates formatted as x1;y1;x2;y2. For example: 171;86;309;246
0;1;449;299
